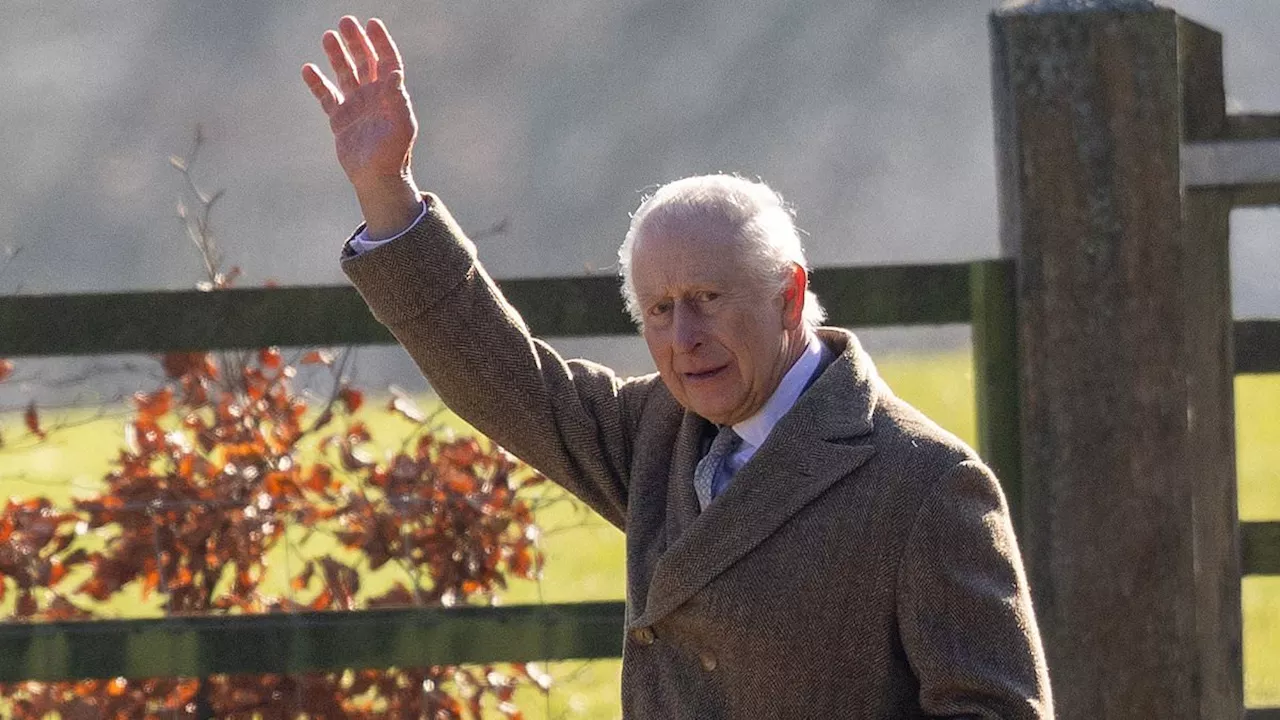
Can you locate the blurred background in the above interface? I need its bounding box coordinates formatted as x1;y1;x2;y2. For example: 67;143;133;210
0;1;1278;715
1;0;1278;396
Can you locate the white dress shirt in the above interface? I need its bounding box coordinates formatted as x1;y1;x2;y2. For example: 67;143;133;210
711;331;832;497
345;199;429;255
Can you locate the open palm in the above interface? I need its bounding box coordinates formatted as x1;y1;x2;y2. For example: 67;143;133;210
302;17;418;187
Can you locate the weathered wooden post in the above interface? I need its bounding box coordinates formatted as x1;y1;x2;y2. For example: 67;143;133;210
990;1;1240;718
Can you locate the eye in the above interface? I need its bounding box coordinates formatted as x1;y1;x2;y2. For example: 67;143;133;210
695;291;720;303
647;300;673;317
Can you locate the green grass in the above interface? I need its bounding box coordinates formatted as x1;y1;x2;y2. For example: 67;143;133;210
1237;373;1280;707
2;349;1278;715
1238;373;1280;522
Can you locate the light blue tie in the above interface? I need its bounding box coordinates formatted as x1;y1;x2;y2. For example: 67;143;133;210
694;426;741;511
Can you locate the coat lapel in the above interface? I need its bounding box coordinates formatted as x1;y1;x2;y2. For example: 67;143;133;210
664;411;709;548
629;329;881;629
624;408;707;625
631;440;874;629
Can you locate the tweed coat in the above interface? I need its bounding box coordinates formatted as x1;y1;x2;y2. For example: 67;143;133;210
341;194;1053;719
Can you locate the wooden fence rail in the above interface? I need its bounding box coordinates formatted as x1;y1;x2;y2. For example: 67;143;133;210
1237;320;1280;374
1245;522;1280;576
0;264;971;357
0;602;626;683
1;272;1274;370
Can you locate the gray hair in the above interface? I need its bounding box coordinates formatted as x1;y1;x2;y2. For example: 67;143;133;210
617;174;826;328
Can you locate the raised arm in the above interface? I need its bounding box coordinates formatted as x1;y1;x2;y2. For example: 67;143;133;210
302;18;641;528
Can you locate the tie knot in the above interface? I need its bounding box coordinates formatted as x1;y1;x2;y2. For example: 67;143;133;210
709;425;740;456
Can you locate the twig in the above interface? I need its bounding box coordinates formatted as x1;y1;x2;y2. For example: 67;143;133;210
172;126;224;285
170;126;254;404
302;347;355;436
6;360;165;390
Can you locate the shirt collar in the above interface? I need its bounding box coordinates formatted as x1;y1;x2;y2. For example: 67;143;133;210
731;332;830;450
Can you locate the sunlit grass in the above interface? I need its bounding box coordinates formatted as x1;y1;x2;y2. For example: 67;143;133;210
1237;373;1280;522
1;350;1277;715
1237;373;1280;708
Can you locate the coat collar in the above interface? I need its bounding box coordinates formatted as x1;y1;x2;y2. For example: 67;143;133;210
630;328;880;629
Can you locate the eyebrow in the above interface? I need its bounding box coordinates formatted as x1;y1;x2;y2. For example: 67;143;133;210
635;290;667;306
639;283;728;302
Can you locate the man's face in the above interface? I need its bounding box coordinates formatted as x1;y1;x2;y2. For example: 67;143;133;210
631;221;802;426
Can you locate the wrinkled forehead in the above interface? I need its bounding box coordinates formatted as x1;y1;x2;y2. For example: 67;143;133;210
631;216;758;294
633;209;748;260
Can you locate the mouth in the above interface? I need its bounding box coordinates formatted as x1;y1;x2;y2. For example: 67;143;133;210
682;364;728;382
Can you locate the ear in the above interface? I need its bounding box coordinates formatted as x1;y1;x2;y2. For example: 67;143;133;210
781;263;807;331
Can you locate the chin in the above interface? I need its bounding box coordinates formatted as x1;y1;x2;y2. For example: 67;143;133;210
688;399;737;425
669;380;742;423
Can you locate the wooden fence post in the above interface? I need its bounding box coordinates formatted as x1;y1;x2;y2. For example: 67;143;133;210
1178;16;1244;720
991;1;1239;717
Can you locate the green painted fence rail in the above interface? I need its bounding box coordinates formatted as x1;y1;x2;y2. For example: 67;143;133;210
1237;319;1280;374
0;530;1277;684
1245;522;1280;576
0;601;625;683
0;263;974;358
0;267;1274;374
0;516;1272;684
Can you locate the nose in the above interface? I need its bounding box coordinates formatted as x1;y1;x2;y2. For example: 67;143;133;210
672;300;702;353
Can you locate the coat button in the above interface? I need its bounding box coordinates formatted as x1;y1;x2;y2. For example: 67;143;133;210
699;651;718;671
631;627;656;646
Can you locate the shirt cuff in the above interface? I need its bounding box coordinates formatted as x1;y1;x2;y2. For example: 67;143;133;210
345;199;430;256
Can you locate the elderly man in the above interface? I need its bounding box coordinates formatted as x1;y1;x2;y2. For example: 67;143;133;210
304;16;1052;719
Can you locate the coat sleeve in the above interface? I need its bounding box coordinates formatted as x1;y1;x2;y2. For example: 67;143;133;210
340;193;644;530
896;460;1054;719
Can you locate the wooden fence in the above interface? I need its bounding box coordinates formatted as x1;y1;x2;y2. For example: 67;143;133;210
0;259;1277;714
0;261;1012;684
1;1;1279;718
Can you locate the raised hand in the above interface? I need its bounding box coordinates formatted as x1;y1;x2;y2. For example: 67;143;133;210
303;17;423;239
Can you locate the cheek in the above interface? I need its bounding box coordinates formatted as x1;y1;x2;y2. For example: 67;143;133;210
643;330;673;372
718;315;758;357
643;331;689;402
723;315;776;376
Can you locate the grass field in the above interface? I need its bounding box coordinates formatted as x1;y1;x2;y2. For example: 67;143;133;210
2;349;1277;716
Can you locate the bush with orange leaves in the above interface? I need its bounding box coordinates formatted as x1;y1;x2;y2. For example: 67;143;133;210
0;339;552;718
1;132;555;717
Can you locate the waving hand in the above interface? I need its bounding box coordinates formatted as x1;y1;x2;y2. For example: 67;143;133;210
303;17;422;239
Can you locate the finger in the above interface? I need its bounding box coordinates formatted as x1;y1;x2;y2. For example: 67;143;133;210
388;69;406;93
301;64;342;115
339;15;379;83
322;29;360;97
367;18;404;79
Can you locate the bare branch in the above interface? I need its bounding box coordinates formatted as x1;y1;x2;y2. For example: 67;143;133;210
5;359;165;390
301;347;355;436
172;125;224;284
